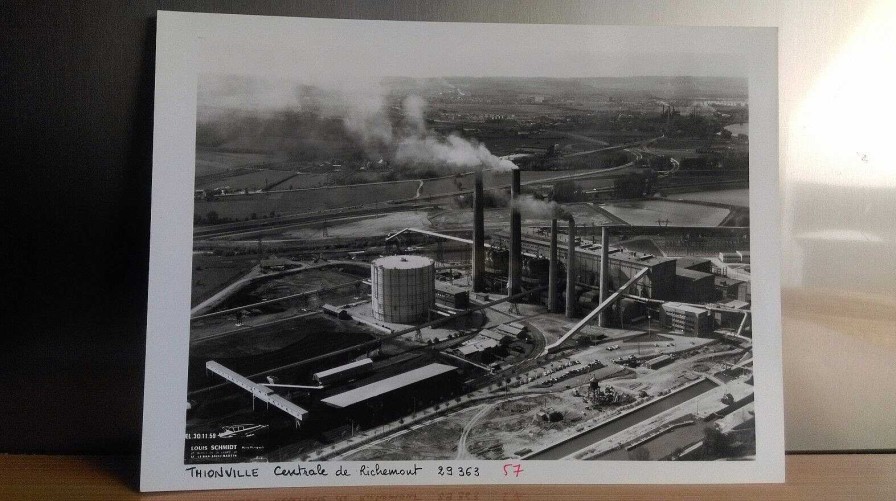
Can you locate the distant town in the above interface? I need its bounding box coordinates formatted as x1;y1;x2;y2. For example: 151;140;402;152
185;76;754;464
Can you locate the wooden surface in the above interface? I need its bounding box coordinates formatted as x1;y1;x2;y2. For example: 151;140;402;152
2;454;895;500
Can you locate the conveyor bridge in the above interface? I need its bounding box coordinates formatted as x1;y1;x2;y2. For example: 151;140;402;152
206;361;308;423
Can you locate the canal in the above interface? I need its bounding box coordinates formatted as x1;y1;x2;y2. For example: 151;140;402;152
527;378;718;459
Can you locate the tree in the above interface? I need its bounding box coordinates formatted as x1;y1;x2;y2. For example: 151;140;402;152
702;425;729;459
552;180;579;202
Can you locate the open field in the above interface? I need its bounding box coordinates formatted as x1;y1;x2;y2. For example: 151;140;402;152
195;162;637;223
670;189;749;207
188;315;376;389
226;268;366;308
190;253;258;306
195;181;420;220
341;407;482;460
724;123;749;136
195;149;284;176
432;101;603;117
196;169;297;191
600;200;730;227
284;211;433;239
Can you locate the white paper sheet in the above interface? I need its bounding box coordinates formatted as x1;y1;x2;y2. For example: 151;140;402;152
141;11;783;491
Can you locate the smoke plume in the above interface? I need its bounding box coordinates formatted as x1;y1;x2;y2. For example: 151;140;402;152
393;95;516;171
198;74;517;171
401;95;427;136
511;194;570;220
395;133;517;171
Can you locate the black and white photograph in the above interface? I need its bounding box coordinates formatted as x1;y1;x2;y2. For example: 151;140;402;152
143;12;782;490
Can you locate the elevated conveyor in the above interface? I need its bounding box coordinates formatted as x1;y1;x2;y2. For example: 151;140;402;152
543;267;649;355
386;227;490;246
206;361;308;423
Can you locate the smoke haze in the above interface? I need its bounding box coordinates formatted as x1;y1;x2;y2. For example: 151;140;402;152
511;194;570;220
198;74;516;171
395;133;517;172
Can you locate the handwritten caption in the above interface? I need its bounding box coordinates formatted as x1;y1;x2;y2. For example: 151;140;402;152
185;462;526;480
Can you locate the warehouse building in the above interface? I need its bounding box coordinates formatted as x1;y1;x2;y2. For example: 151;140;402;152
675;267;716;303
319;363;461;424
434;282;470;308
312;358;373;386
715;276;750;302
675;256;713;273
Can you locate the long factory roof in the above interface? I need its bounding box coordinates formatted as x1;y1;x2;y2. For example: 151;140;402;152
320;363;458;409
675;267;714;280
503;231;673;267
313;358;373;380
662;302;709;315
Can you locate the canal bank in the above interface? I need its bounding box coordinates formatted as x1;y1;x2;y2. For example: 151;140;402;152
525;378;718;460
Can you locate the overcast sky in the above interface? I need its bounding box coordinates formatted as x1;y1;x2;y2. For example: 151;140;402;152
196;16;750;82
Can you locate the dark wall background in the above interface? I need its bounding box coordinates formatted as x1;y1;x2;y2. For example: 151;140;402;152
0;0;560;456
7;0;887;457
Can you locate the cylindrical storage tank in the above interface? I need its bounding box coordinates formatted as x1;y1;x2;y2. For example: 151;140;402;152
370;255;435;323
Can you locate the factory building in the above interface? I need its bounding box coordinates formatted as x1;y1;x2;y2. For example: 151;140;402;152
675;257;713;274
660;302;711;335
714;276;750;302
714;300;750;329
719;250;750;264
370;255;435;323
644;354;674;370
675;267;716;303
319;363;461;424
434;281;470;308
322;304;351;320
478;328;505;342
312;358;374;386
455;338;500;359
502;232;677;300
495;322;527;338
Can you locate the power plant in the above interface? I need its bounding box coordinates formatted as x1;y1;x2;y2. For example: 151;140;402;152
192;171;753;445
185;73;756;465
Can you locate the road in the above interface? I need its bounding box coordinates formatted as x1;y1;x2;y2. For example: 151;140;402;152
190;260;365;316
191;311;319;344
194;144;656;242
456;403;497;459
562;135;662;158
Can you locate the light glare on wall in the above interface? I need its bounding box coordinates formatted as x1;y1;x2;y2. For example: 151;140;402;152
792;0;896;187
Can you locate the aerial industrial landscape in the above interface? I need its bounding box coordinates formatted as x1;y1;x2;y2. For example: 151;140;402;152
185;76;754;464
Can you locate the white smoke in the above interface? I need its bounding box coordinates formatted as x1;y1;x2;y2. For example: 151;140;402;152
392;95;516;172
340;89;394;150
401;94;427;136
199;73;516;171
511;194;569;220
395;133;517;171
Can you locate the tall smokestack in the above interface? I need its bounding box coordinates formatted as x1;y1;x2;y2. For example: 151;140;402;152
566;217;576;319
472;171;485;292
548;219;559;313
598;225;610;326
509;168;522;299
